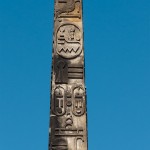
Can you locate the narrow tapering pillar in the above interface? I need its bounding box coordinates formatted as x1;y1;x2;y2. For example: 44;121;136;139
49;0;88;149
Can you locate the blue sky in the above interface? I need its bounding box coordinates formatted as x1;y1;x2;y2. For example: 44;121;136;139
0;0;150;150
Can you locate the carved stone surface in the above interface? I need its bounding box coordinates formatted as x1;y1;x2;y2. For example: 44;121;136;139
49;0;88;150
56;24;82;59
55;0;81;19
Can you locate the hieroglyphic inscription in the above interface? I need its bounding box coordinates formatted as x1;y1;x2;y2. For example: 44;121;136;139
56;24;82;59
55;61;83;84
66;89;72;107
55;60;68;84
49;0;87;149
76;138;84;150
53;86;66;116
68;64;83;79
73;86;85;116
55;128;84;137
55;0;81;19
51;138;68;150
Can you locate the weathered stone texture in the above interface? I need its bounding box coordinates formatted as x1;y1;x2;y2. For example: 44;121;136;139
49;0;88;149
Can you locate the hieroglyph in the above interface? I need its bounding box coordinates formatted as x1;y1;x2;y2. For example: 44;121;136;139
49;0;88;150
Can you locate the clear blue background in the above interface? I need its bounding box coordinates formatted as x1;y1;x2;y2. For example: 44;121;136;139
0;0;150;150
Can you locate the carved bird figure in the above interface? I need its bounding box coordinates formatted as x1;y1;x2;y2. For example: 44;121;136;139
55;0;80;17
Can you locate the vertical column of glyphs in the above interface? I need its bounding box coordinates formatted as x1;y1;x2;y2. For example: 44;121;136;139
49;0;88;149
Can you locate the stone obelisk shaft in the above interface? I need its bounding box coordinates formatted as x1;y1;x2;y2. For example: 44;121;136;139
49;0;88;149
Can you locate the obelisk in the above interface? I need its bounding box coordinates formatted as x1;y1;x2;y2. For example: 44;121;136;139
49;0;88;149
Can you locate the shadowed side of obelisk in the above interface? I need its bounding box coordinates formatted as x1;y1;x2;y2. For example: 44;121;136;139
49;0;88;149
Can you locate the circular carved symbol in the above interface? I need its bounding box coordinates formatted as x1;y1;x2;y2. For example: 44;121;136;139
56;24;82;59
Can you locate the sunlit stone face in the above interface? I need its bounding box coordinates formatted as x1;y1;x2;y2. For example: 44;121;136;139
49;0;88;150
